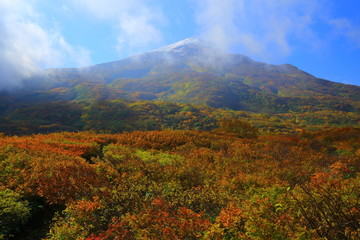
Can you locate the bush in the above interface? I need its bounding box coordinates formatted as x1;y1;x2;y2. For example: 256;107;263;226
217;118;258;138
0;189;30;239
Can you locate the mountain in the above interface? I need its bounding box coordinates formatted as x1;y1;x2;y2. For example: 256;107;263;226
3;37;360;113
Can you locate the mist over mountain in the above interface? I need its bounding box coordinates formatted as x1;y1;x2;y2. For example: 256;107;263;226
2;37;360;114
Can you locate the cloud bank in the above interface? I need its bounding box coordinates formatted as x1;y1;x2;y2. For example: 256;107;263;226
0;0;91;90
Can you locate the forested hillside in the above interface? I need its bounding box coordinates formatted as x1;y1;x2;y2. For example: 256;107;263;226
2;38;360;117
0;99;359;136
1;129;359;239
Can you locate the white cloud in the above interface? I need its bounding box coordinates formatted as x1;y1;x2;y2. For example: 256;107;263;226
196;0;241;53
62;4;72;15
195;0;322;61
329;18;360;48
115;13;162;53
72;0;164;55
0;0;91;89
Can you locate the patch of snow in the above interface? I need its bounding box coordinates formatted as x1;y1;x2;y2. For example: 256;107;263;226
152;37;202;53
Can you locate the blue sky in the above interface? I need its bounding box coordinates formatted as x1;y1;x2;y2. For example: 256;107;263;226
0;0;359;88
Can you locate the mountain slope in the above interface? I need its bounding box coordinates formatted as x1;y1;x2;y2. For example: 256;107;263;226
4;37;360;113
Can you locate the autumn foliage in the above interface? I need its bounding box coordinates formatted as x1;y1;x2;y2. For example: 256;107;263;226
0;128;359;239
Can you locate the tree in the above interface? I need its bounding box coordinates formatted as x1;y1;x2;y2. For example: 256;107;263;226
0;189;30;239
217;118;258;138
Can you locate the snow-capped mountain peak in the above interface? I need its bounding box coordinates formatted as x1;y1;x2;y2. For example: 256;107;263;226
152;37;204;55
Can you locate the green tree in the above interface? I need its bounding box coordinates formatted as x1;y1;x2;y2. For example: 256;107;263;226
0;189;30;239
82;100;132;132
